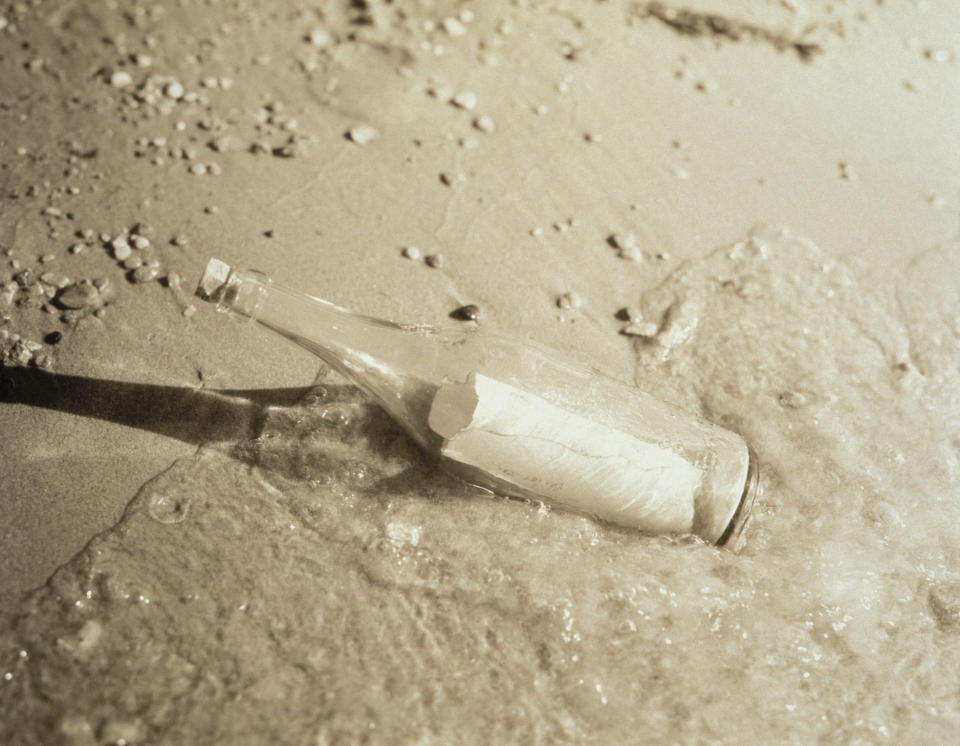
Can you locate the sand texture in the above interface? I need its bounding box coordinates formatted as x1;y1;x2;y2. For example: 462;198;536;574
1;1;959;743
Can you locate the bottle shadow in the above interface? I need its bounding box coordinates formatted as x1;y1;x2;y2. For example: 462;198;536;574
0;365;314;446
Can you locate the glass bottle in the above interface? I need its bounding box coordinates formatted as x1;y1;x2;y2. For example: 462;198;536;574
196;258;759;549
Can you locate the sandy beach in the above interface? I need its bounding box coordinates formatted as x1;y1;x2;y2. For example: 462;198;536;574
2;1;959;743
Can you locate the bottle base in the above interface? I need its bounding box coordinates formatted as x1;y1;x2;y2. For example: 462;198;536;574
717;445;760;551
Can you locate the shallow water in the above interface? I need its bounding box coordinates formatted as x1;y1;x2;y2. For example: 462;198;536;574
2;228;959;744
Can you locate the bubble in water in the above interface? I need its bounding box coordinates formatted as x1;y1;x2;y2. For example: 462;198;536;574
319;404;353;428
146;492;190;524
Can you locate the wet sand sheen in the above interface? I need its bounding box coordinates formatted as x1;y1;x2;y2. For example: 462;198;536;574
3;229;958;744
1;0;959;742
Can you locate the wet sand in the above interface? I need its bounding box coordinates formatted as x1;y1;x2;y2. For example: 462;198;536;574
1;1;959;743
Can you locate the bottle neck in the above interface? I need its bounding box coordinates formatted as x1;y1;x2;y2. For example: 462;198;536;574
198;260;443;450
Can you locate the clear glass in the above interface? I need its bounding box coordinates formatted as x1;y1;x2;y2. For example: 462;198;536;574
196;259;759;548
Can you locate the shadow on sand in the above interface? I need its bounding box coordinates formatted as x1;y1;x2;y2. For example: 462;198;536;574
0;365;314;445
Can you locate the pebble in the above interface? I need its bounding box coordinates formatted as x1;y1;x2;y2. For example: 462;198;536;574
189;163;207;175
40;273;70;289
452;304;480;321
425;253;444;268
608;232;642;261
132;235;150;250
473;114;495;133
45;331;62;345
164;81;185;99
56;282;101;310
401;246;421;260
621;320;660;338
132;264;160;283
346;125;378;145
556;291;582;311
442;17;467;37
123;255;144;270
308;28;331;47
172;234;188;247
111;237;132;261
110;70;133;87
451;91;478;110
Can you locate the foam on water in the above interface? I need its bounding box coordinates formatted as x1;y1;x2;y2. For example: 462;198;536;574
2;228;959;744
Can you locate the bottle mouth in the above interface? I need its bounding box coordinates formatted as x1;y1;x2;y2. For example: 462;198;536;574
195;258;270;321
716;445;760;551
196;257;234;304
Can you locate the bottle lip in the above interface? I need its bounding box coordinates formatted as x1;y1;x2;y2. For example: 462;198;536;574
716;445;760;551
196;257;233;304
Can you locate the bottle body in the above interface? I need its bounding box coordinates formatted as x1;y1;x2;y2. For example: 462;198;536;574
197;259;758;548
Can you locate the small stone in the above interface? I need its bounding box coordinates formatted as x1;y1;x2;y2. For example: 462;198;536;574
401;246;421;260
39;254;56;263
209;135;238;152
68;243;84;255
123;255;144;270
164;81;185;99
425;253;444;268
45;331;62;345
56;282;101;310
346;124;378;144
621;321;659;338
40;273;70;289
207;162;222;176
608;232;641;261
132;235;150;250
451;91;478;110
556;292;582;311
172;235;188;247
439;172;455;186
451;304;480;321
132;264;160;283
182;304;197;318
442;17;467;37
189;162;207;175
308;28;331;47
473;114;495;133
110;70;133;87
111;237;132;261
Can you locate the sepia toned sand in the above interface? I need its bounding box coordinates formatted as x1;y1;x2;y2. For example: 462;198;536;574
1;1;959;743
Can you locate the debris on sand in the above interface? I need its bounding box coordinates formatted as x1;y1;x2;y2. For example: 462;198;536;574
633;2;823;61
346;124;379;145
